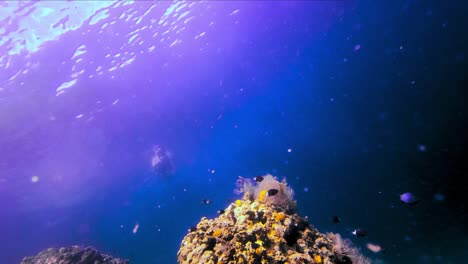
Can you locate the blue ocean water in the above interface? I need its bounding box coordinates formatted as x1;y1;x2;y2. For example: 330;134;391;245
0;1;466;263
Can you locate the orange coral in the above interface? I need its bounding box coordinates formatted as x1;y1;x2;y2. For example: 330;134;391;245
255;247;264;255
212;229;222;237
274;212;286;221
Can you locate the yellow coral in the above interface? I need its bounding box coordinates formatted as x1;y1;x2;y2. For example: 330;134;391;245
213;229;222;237
255;240;263;247
313;254;322;263
235;199;243;206
258;189;267;202
268;230;276;239
274;212;286;221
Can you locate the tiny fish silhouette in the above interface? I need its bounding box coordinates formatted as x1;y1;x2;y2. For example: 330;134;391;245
254;176;264;182
352;228;367;237
267;189;279;196
332;216;341;224
400;192;420;205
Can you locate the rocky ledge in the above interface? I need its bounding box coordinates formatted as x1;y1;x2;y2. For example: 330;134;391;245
21;246;129;264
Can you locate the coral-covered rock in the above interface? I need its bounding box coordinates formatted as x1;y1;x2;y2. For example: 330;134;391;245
178;176;370;264
21;246;129;264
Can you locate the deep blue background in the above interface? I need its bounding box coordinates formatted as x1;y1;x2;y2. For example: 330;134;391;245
0;0;466;263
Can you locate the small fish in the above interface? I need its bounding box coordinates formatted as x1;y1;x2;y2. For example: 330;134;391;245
188;226;197;232
217;209;225;214
254;176;264;182
267;189;279;196
332;216;341;224
366;243;383;253
202;198;212;205
352;228;367;237
400;192;420;205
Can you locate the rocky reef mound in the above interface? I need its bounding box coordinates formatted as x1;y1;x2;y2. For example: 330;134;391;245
21;246;129;264
178;175;370;264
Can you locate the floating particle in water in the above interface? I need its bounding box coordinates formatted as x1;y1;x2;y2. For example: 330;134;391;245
31;176;39;183
417;144;427;152
132;223;139;234
287;148;292;153
230;9;239;16
434;193;445;202
210;169;215;174
76;114;84;119
354;44;361;51
303;187;309;192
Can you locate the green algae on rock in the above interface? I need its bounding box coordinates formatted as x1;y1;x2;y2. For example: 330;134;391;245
178;175;370;264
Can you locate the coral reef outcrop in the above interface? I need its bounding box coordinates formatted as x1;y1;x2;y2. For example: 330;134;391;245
178;175;370;264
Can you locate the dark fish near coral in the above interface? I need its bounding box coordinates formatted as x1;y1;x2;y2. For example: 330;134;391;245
267;189;279;196
257;211;265;219
400;192;420;205
254;176;264;182
352;228;367;237
202;199;211;205
217;209;225;214
332;216;341;224
188;226;197;232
